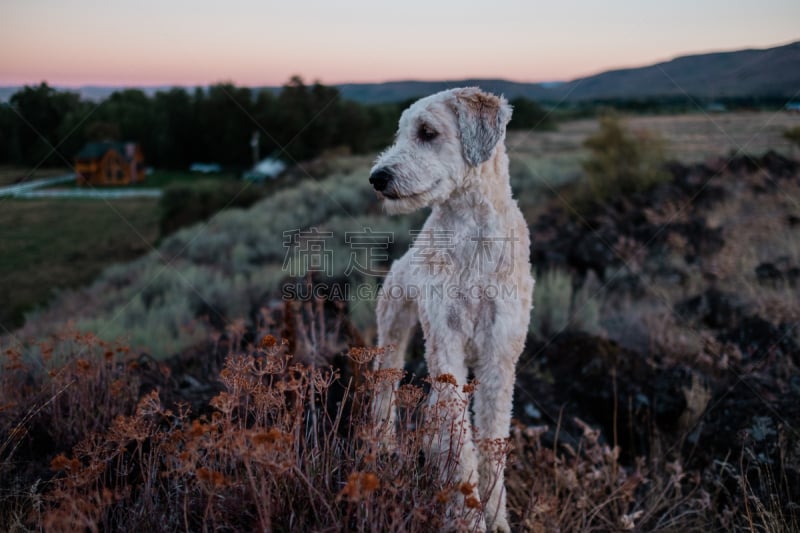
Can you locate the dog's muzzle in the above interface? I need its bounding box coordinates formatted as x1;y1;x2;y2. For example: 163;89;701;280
369;168;393;192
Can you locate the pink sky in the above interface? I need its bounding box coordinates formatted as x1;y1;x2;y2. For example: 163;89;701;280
1;0;799;87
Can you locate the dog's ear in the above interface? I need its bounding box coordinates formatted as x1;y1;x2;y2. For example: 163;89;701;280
451;88;513;167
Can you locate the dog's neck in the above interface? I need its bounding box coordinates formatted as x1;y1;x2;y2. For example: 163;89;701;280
434;142;515;227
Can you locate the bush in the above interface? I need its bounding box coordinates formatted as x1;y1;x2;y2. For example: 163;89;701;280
784;126;800;153
159;180;264;237
508;97;555;131
529;269;603;339
18;163;392;359
3;307;792;531
0;333;708;532
578;114;669;209
0;332;141;470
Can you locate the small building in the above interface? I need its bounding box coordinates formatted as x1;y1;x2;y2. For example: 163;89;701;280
75;141;145;186
189;162;222;173
242;157;286;182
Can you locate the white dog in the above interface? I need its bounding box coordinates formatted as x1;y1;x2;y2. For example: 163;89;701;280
369;87;534;532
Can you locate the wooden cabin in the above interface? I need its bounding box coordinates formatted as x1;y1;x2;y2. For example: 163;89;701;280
75;142;145;186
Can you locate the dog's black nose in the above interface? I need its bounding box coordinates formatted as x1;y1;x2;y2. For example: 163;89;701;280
369;169;393;192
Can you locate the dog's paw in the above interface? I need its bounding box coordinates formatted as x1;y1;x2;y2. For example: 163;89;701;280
487;516;511;533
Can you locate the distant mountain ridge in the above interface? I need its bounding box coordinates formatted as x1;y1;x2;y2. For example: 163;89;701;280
338;40;800;103
1;40;798;104
555;40;800;101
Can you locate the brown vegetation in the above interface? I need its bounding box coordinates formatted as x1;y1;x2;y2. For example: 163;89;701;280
3;114;800;531
1;295;795;531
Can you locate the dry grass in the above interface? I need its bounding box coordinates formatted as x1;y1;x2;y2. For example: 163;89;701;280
505;111;800;222
508;111;800;165
507;422;711;532
3;115;800;531
1;310;788;532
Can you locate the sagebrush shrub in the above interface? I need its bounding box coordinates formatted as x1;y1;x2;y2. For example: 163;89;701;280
784;125;800;151
579;114;669;208
529;269;603;340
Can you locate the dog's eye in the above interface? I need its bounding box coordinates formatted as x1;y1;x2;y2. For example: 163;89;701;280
418;124;438;142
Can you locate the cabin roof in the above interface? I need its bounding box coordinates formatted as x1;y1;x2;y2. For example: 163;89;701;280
75;141;138;160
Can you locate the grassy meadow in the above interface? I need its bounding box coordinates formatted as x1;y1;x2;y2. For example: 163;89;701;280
0;170;262;330
1;111;800;531
0;198;160;331
0;166;71;187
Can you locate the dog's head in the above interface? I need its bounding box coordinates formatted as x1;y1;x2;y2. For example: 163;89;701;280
369;87;512;214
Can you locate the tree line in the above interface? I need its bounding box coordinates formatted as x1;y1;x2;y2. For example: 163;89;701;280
0;77;554;172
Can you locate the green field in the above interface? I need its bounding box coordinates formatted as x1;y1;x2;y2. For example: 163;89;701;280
0;170;257;331
0;197;160;330
0;165;70;186
40;169;240;189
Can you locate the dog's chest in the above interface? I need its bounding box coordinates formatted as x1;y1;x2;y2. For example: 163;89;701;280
410;217;515;281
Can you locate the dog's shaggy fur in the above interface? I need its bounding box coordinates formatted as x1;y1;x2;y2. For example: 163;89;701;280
369;87;534;532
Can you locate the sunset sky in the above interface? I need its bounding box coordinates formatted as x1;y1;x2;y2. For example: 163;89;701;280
1;0;798;87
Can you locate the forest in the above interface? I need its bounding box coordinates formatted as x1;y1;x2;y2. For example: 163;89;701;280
0;78;554;171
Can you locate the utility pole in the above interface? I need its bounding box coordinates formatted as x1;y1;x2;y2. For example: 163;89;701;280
251;131;260;168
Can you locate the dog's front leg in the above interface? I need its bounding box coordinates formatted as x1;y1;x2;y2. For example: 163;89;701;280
423;333;485;532
372;270;417;447
472;346;519;533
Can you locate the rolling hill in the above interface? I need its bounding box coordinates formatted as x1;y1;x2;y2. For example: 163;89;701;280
336;40;800;103
1;40;798;104
555;39;800;101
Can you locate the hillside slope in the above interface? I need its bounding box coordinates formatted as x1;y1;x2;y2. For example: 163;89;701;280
3;41;797;104
339;41;800;103
558;40;800;100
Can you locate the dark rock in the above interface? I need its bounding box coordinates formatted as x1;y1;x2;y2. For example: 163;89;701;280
692;184;727;209
569;229;620;277
692;376;800;504
196;300;228;331
605;273;645;296
755;262;784;286
622;219;663;244
786;267;800;286
518;333;703;461
678;217;726;258
666;161;716;192
726;154;761;175
719;315;800;363
790;375;800;395
725;151;799;194
651;366;697;428
676;288;745;329
666;161;727;208
651;265;689;285
760;150;799;179
664;161;690;182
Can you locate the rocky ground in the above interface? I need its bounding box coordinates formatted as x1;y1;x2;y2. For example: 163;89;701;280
5;151;797;530
516;151;800;521
135;152;800;524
